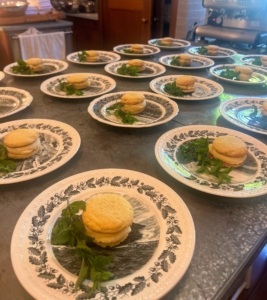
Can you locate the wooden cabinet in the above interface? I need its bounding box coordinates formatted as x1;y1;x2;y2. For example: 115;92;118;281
100;0;153;50
65;15;103;51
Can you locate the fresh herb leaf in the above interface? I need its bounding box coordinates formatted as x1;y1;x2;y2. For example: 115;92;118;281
0;145;17;173
179;137;233;185
252;57;262;66
117;64;139;76
123;49;135;54
164;81;184;96
220;67;240;80
170;56;187;67
58;79;84;96
51;201;113;295
197;46;207;55
106;102;138;124
153;41;166;46
11;59;35;75
78;50;87;62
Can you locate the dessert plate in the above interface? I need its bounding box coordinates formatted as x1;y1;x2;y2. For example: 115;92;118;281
113;44;160;57
0;119;80;184
40;73;116;99
4;59;68;77
11;169;195;300
66;51;121;65
155;125;267;198
188;46;237;59
240;55;267;69
210;64;267;85
150;75;223;100
104;60;166;79
0;71;4;81
148;38;191;49
0;87;33;119
88;91;179;128
159;54;214;70
220;97;267;135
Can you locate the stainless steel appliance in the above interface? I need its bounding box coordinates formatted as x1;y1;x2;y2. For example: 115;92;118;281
195;0;267;47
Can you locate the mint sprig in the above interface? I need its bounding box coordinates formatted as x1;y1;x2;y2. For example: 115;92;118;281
78;51;87;62
197;46;207;55
0;145;17;173
58;79;84;96
11;59;35;75
163;81;184;96
123;49;135;54
117;64;139;76
106;102;138;124
220;67;240;80
51;200;113;295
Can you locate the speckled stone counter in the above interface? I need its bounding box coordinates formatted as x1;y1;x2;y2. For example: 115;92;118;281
1;43;267;300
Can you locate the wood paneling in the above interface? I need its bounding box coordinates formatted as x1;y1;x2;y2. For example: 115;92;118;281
108;0;144;10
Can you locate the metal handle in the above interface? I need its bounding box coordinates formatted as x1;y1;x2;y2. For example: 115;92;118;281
12;31;73;39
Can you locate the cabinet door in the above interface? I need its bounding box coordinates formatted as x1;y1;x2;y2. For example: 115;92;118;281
101;0;153;49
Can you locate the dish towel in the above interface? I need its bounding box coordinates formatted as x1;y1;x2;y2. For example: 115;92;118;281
19;27;66;60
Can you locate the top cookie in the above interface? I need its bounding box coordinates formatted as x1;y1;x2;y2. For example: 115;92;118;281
212;135;248;158
4;129;39;148
82;193;134;233
121;92;145;105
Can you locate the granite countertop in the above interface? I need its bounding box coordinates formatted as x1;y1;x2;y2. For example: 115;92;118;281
64;12;98;21
1;44;267;300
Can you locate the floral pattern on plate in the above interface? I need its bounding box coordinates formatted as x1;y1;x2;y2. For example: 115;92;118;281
104;61;166;79
0;87;33;119
239;55;267;69
148;39;191;49
155;125;267;197
4;59;68;77
220;97;267;135
0;119;80;184
150;75;223;100
188;47;237;59
11;169;195;300
40;73;116;99
88;91;179;128
67;51;121;65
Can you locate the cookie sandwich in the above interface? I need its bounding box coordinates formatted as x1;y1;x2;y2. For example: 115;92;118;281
120;92;146;114
67;74;90;89
176;75;197;93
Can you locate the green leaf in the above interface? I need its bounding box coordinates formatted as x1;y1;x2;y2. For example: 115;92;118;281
11;60;35;75
210;160;222;174
61;201;86;217
75;258;89;289
0;145;7;160
253;57;262;66
197;46;207;55
117;64;139;76
0;159;17;173
94;255;113;269
58;80;84;96
78;51;87;62
123;49;135;53
220;66;240;80
164;81;184;96
106;102;123;111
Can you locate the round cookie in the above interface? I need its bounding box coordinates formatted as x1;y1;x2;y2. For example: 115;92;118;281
4;129;39;148
7;147;39;159
121;92;145;105
86;50;100;62
212;135;248;158
5;138;40;155
130;44;143;54
82;193;134;233
127;59;145;72
162;37;173;46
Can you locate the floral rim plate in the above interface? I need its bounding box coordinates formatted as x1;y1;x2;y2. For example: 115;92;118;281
149;75;224;100
105;60;166;79
0;87;33;119
113;44;160;57
220;97;267;135
155;125;267;198
188;47;237;59
4;59;69;77
40;73;116;99
88;91;179;128
239;55;267;69
11;168;195;300
66;51;121;65
159;54;214;70
0;71;5;81
148;39;191;49
210;64;267;85
0;119;80;184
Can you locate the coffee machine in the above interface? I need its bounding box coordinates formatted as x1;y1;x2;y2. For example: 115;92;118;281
195;0;267;47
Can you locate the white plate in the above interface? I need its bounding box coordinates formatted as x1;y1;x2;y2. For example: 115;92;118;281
113;44;160;57
220;97;267;135
188;46;237;59
0;87;33;119
0;71;5;81
88;91;179;128
150;75;224;100
155;125;267;198
240;55;267;69
210;64;267;85
104;60;166;79
0;119;80;184
4;59;68;77
148;38;191;49
11;169;195;300
67;51;121;65
159;54;214;70
40;73;116;99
